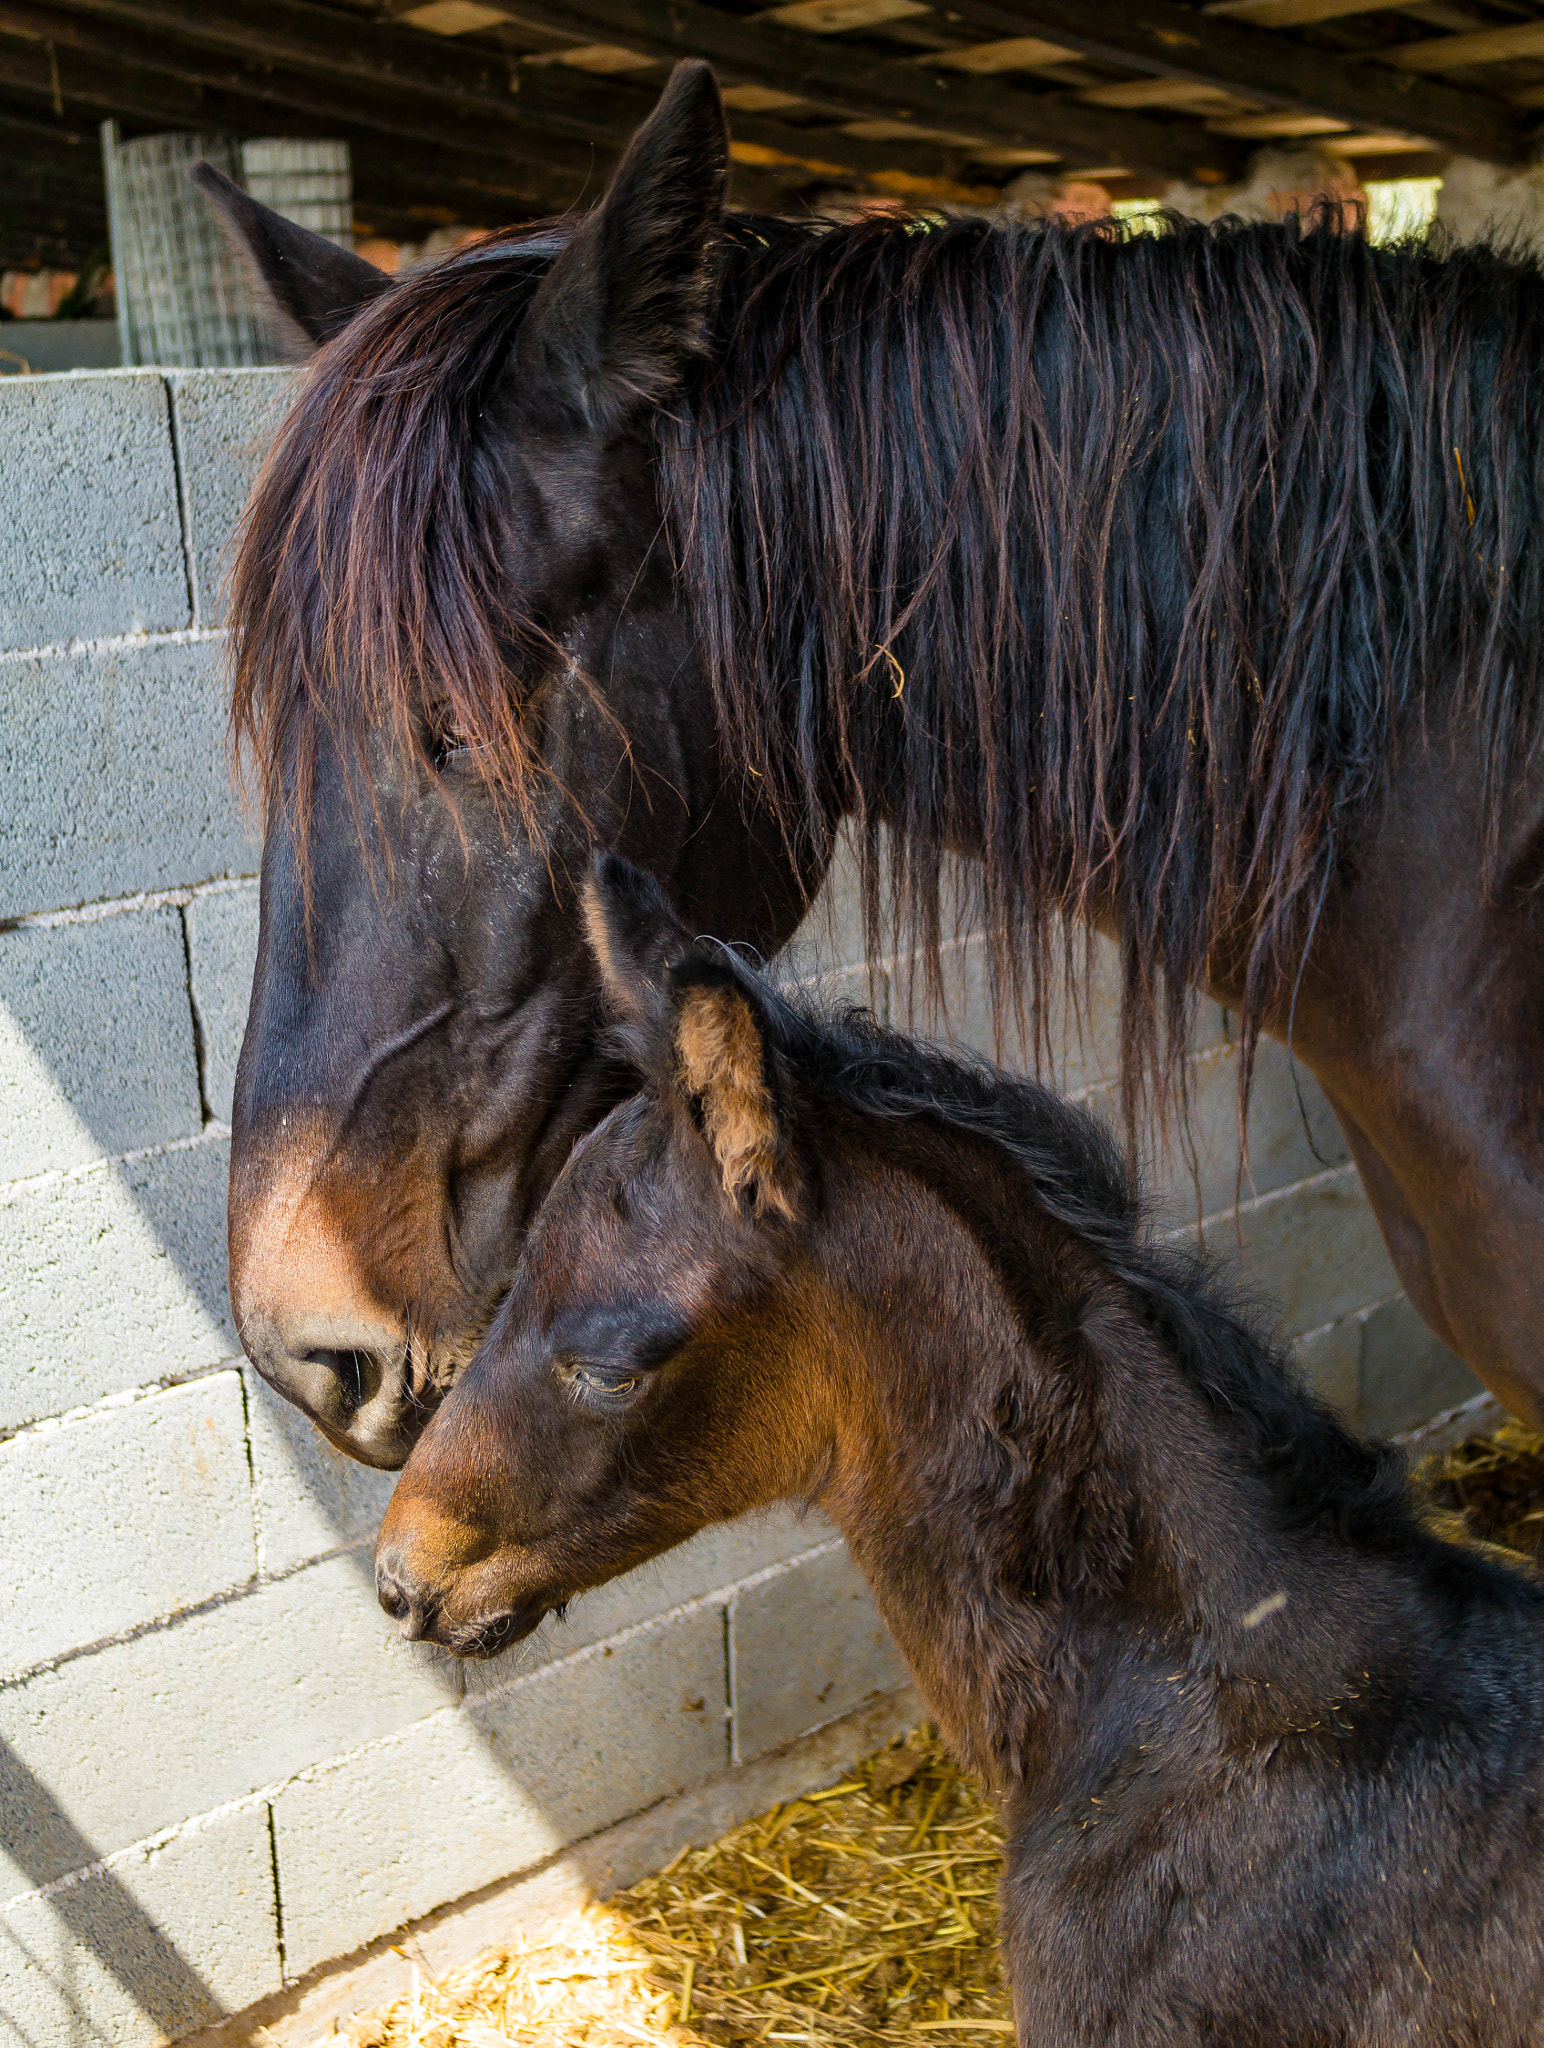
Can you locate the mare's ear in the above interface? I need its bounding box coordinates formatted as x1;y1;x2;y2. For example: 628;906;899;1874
582;851;694;1026
189;162;393;357
513;60;727;429
671;962;801;1222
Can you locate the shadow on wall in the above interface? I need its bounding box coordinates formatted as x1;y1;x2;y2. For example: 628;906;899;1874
0;885;892;2044
0;1748;227;2045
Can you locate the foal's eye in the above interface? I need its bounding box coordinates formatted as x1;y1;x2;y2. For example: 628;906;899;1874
569;1362;638;1400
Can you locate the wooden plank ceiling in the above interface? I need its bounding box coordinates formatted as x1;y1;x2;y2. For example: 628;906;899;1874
0;0;1540;269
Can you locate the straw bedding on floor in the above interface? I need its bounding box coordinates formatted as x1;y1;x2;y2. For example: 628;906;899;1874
331;1423;1544;2048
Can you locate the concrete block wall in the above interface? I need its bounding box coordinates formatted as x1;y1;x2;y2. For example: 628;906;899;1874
0;369;1477;2048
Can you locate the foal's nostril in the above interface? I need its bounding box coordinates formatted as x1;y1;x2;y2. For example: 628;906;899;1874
376;1566;436;1640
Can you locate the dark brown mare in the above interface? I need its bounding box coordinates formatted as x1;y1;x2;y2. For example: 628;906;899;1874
376;855;1544;2047
200;62;1544;1464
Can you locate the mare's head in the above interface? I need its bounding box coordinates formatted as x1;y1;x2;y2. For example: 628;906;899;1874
203;66;812;1467
374;854;830;1652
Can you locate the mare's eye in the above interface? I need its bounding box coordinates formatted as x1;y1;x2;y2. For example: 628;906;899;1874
429;728;469;771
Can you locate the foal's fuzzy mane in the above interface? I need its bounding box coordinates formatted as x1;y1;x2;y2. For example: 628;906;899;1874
231;205;1544;1124
738;963;1423;1556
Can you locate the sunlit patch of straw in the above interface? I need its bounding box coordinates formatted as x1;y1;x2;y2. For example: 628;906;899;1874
328;1725;1009;2048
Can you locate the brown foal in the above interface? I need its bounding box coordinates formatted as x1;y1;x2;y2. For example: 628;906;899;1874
378;855;1544;2047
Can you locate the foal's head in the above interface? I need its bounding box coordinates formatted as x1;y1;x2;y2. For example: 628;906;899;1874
374;855;835;1655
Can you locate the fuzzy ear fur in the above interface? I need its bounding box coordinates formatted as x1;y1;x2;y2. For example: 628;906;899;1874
582;855;800;1219
189;162;393;357
513;60;727;430
582;851;694;1024
673;969;799;1219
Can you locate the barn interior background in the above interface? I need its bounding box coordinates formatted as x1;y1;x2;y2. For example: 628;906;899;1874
2;1;1541;2043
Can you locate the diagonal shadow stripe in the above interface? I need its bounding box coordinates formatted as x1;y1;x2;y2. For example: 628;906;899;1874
0;1738;228;2041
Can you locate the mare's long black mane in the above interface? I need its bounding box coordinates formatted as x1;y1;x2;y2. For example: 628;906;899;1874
665;209;1544;1120
233;206;1544;1124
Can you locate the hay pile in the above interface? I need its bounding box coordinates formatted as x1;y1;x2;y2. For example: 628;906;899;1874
1420;1419;1544;1563
334;1726;1010;2048
333;1426;1544;2048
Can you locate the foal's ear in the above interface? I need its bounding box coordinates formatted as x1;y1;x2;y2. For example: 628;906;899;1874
190;162;393;357
513;60;727;430
672;964;801;1222
582;851;694;1025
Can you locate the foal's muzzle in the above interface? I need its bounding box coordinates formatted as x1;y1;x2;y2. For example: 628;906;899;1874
375;1553;555;1658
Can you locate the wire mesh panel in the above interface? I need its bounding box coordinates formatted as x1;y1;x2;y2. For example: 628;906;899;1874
100;129;354;368
101;126;270;368
239;139;353;249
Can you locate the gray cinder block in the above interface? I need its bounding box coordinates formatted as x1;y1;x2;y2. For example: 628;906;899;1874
0;638;257;922
788;833;870;975
0;1133;234;1433
0;371;188;654
1358;1294;1482;1438
0;909;202;1179
921;930;1228;1100
1198;1163;1399;1339
184;883;260;1125
729;1545;908;1766
272;1604;728;1977
1294;1314;1362;1421
0;1372;254;1673
0;1802;280;2048
0;1553;458;1892
167;369;297;627
1136;1036;1349;1230
243;1365;402;1575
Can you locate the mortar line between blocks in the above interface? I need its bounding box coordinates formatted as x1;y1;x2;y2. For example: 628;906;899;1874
163;372;200;629
468;1540;848;1707
0;872;257;936
0;1359;246;1448
266;1802;288;1983
1294;1293;1406;1349
179;900;216;1127
0;1122;231;1204
0;624;227;668
0;1533;377;1688
1157;1159;1361;1243
0;1533;842;1692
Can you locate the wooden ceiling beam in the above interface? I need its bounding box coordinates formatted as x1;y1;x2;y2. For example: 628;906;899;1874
40;0;1237;180
936;0;1528;162
7;1;1001;199
484;0;1238;177
0;50;592;218
0;4;608;181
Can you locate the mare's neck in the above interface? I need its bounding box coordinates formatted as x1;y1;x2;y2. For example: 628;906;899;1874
803;1124;1404;1792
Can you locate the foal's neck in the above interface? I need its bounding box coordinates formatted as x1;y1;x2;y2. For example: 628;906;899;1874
806;1122;1398;1791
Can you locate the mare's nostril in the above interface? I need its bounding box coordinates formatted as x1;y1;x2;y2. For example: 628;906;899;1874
303;1346;380;1411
